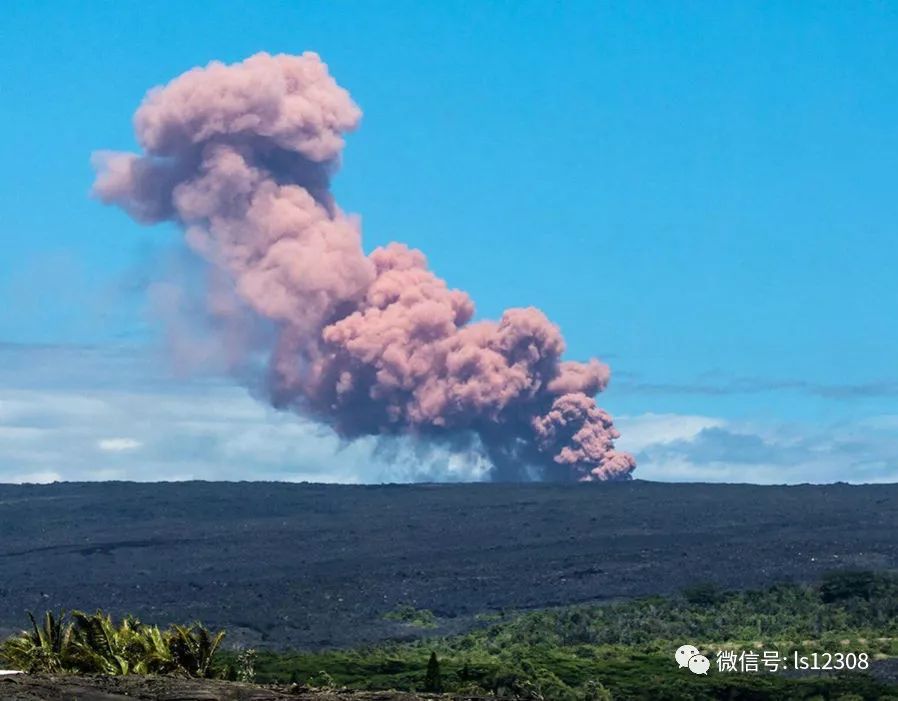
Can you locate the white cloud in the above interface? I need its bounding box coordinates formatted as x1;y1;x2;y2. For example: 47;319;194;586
0;344;896;485
0;384;365;483
5;470;62;485
97;437;142;452
615;413;726;453
626;417;898;484
0;368;481;485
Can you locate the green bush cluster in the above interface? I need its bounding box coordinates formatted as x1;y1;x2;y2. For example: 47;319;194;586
383;604;438;629
0;610;225;678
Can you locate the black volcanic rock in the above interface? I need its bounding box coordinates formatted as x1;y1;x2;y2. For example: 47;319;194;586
0;674;489;700
0;481;896;649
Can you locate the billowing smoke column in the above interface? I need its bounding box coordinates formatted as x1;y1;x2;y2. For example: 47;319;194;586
94;52;635;482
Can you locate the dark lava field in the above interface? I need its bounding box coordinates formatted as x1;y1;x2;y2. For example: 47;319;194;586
1;481;897;649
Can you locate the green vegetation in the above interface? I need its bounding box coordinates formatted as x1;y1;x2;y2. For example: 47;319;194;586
383;604;438;629
5;573;898;699
242;572;898;700
0;610;225;678
424;651;443;692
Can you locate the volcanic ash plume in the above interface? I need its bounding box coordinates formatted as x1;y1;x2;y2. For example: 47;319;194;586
93;52;635;482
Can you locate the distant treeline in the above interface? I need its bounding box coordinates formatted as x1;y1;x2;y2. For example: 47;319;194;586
244;571;898;700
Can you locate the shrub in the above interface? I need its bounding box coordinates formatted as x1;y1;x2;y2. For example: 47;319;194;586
0;611;72;673
582;679;614;701
235;647;256;683
383;604;437;628
820;571;877;603
682;583;726;606
0;610;226;678
167;623;226;678
308;669;336;689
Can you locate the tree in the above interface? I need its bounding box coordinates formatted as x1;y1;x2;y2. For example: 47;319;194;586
582;679;613;701
820;571;876;603
424;651;443;693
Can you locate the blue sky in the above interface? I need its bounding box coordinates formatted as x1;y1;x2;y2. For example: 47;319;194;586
1;1;896;483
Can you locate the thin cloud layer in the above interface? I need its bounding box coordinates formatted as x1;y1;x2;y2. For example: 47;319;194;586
616;373;898;399
0;345;501;484
616;414;898;484
0;346;895;485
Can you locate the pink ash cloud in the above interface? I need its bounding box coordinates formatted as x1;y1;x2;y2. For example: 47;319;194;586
93;52;635;482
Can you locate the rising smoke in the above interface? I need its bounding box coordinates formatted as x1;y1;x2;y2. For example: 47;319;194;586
93;52;635;482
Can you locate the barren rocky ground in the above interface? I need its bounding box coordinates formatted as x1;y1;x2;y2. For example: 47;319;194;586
0;674;495;701
1;481;896;649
